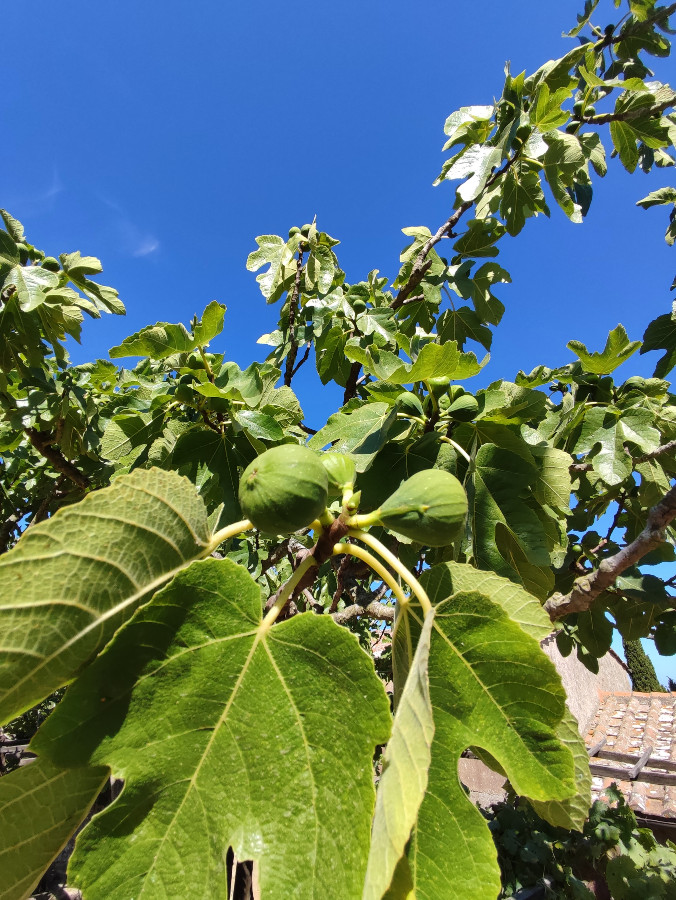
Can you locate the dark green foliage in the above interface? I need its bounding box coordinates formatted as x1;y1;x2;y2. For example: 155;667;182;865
489;787;676;899
623;638;665;692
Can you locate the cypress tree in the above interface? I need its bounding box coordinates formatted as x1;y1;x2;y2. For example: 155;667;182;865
622;639;664;693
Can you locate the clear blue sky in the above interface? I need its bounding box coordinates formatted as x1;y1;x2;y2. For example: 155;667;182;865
2;1;675;681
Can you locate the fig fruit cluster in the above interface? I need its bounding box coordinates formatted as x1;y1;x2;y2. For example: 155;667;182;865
238;443;467;547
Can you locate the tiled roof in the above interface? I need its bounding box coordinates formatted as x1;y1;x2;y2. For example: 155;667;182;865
585;691;676;819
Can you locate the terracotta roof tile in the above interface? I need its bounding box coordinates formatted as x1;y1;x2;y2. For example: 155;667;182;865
585;691;676;820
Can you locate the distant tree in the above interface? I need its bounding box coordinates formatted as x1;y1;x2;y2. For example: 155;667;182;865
623;639;665;692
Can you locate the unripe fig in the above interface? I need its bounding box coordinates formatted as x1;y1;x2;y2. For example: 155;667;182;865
427;376;450;398
288;226;301;237
437;394;451;412
448;394;479;421
396;391;424;418
301;224;312;237
378;469;467;546
175;383;197;404
321;452;356;494
41;256;60;272
239;444;329;534
573;100;584;116
448;385;465;403
565;122;579;134
352;299;367;313
586;104;596;117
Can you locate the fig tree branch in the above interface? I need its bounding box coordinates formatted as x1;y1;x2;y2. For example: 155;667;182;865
331;600;395;625
580;97;675;126
544;482;676;620
283;249;304;387
25;428;90;490
634;438;676;464
595;2;676;50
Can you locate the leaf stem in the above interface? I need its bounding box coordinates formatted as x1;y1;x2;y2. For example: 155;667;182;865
206;519;254;553
347;528;432;615
260;555;318;630
198;345;215;383
439;436;472;464
332;542;409;607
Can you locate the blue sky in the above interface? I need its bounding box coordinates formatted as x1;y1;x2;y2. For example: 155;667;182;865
2;1;675;681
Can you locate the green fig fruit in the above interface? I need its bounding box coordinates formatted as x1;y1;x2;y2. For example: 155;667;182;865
288;226;301;237
352;299;367;313
447;394;479;421
41;256;60;272
301;224;312;237
321;452;356;494
396;391;424;418
378;469;467;546
239;444;329;534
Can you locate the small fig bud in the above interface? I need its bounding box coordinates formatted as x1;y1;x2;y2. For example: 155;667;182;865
320;452;356;494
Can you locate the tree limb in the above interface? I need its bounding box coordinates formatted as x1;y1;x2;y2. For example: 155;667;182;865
544;483;676;620
581;97;675;126
25;428;90;490
331;600;395;625
634;438;676;465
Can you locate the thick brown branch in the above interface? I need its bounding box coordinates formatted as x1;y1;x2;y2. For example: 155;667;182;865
544;483;676;620
264;517;351;617
25;428;90;490
343;361;362;404
331;601;395;626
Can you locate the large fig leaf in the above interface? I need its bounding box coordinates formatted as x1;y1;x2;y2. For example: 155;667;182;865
364;611;435;900
0;758;108;900
528;707;592;831
0;468;213;723
390;589;575;900
421;562;591;832
32;558;391;900
421;561;553;641
109;301;225;359
471;443;553;598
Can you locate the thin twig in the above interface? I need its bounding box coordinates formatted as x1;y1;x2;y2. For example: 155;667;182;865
580;97;675;126
284;250;304;387
291;342;312;377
